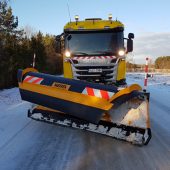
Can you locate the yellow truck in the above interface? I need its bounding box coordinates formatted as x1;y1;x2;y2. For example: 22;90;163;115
56;15;134;86
17;15;151;145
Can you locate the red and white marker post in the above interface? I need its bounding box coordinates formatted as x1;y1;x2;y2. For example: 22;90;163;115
143;57;153;91
144;57;149;91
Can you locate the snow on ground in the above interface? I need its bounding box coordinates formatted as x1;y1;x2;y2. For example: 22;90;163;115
127;72;170;86
0;74;169;170
0;88;22;111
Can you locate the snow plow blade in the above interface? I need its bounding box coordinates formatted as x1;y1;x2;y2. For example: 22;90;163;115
18;68;151;145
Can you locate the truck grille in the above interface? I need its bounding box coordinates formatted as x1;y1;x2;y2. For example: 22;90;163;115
71;59;118;83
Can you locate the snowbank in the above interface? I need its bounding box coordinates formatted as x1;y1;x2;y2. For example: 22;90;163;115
0;88;22;111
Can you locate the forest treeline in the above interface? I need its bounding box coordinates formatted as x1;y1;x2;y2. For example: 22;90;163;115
126;56;170;70
155;56;170;69
0;1;62;89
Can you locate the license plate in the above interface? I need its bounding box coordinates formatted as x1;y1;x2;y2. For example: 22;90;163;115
88;69;102;73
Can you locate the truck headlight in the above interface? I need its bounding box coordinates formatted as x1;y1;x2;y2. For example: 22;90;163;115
118;50;125;56
65;51;71;58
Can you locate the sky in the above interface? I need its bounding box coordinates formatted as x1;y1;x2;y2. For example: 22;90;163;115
10;0;170;64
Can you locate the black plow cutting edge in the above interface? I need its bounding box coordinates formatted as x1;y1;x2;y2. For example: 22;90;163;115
28;108;151;145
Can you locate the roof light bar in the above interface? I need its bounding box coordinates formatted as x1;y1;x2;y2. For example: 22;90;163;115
75;15;79;21
108;14;112;20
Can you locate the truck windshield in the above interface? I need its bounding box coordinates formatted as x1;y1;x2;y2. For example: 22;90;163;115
65;31;124;55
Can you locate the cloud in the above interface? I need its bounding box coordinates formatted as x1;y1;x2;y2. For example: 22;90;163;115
130;32;170;64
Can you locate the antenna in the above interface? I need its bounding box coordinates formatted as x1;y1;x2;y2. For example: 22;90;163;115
67;0;71;22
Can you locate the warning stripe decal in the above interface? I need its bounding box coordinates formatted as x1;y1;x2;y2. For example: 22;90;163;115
82;87;115;100
100;90;109;100
24;76;43;84
86;87;95;96
72;56;116;60
24;76;34;82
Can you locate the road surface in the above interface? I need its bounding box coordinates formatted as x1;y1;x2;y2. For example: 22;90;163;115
0;74;169;170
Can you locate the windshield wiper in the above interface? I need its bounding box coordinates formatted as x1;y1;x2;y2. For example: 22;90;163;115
72;52;89;55
93;51;115;55
72;51;115;56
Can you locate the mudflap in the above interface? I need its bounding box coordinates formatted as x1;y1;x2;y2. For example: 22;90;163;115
28;106;151;145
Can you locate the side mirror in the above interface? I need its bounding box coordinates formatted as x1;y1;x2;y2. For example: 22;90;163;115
127;33;134;53
55;35;61;53
127;39;133;52
67;34;72;41
128;33;134;39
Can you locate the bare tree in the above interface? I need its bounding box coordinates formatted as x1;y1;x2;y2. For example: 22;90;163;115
23;25;37;39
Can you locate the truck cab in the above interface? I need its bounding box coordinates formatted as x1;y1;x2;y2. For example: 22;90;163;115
56;15;134;86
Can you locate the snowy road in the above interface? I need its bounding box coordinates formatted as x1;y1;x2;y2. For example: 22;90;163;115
0;74;170;170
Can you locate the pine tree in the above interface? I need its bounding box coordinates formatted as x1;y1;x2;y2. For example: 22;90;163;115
30;31;46;72
0;1;23;88
43;34;63;74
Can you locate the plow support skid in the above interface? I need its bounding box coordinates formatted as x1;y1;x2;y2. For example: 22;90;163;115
18;68;151;145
